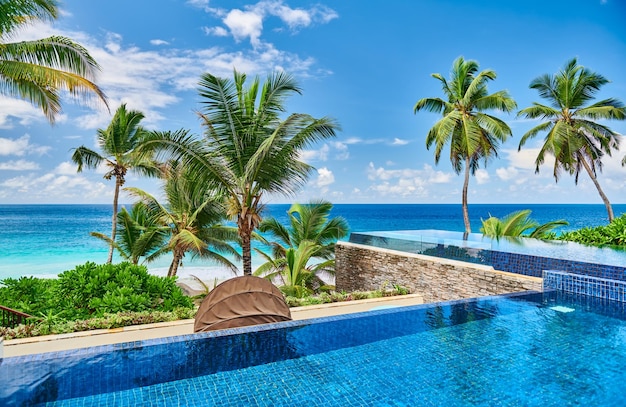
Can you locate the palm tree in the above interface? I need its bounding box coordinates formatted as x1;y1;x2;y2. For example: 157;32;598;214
480;210;568;239
90;203;168;265
72;104;157;263
140;70;339;275
0;0;107;123
254;200;349;295
414;57;517;234
257;200;349;261
518;58;626;222
255;240;334;298
126;162;241;278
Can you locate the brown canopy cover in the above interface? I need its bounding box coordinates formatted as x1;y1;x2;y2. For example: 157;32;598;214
193;275;292;333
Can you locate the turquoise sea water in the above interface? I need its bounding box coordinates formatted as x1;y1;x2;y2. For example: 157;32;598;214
0;203;624;280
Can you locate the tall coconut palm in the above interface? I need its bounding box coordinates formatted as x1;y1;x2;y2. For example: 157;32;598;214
480;210;568;239
140;70;339;275
0;0;107;123
518;58;626;222
126;162;241;278
72;104;157;263
414;57;517;234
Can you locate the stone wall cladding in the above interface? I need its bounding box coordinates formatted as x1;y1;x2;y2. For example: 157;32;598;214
336;241;543;303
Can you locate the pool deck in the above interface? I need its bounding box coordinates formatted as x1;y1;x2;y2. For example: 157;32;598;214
2;294;424;358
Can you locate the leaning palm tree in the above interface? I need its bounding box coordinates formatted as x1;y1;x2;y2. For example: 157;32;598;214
518;58;626;222
126;162;241;278
0;0;107;122
140;70;339;275
72;104;158;263
414;57;517;234
480;210;568;239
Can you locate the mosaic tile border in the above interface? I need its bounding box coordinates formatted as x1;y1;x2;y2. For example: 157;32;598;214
543;270;626;302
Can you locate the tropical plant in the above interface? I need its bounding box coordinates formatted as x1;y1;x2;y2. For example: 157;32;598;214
254;200;348;295
480;210;568;239
517;58;626;222
0;0;108;122
258;200;349;261
72;104;158;263
126;162;241;277
140;70;339;275
90;202;168;264
255;240;335;298
414;57;517;234
558;213;626;247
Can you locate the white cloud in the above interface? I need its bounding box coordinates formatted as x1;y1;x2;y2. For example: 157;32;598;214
343;137;362;145
331;141;349;160
392;138;409;146
300;144;329;162
0;160;40;171
314;167;335;194
6;17;326;132
366;162;452;198
501;147;555;172
186;0;209;6
0;97;47;128
203;26;229;37
223;9;264;46
474;169;489;185
0;163;110;202
0;135;50;156
301;142;349;162
150;39;169;46
204;1;338;48
55;161;80;175
496;166;519;181
314;167;334;187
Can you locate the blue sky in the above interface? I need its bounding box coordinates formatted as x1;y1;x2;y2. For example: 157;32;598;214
0;0;625;205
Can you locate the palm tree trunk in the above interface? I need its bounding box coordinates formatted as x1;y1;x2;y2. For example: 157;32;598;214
462;158;472;235
108;176;122;263
168;250;183;277
579;154;614;222
241;230;252;276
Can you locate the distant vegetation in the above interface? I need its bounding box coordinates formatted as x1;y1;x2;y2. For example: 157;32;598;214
557;214;626;247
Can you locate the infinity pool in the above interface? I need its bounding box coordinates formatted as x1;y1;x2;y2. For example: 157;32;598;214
2;291;626;406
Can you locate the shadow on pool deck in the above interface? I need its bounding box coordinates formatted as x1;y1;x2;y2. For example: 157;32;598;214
3;294;424;357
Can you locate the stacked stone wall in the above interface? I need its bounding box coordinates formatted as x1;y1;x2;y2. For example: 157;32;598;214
335;241;542;303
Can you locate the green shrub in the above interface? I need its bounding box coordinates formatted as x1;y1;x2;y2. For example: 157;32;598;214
284;285;410;307
0;308;197;340
0;262;194;322
558;214;626;247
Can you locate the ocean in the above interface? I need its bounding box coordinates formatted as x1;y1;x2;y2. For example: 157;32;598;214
1;203;624;281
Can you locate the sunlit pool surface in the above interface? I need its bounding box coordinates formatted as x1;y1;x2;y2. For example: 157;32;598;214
3;290;626;406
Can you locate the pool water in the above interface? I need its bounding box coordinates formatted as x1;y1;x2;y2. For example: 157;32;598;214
4;291;626;406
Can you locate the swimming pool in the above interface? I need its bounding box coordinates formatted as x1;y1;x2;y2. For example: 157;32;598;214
349;229;626;279
2;290;626;406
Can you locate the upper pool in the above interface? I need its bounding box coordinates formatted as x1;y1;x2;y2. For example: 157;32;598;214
2;290;626;406
349;229;626;279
